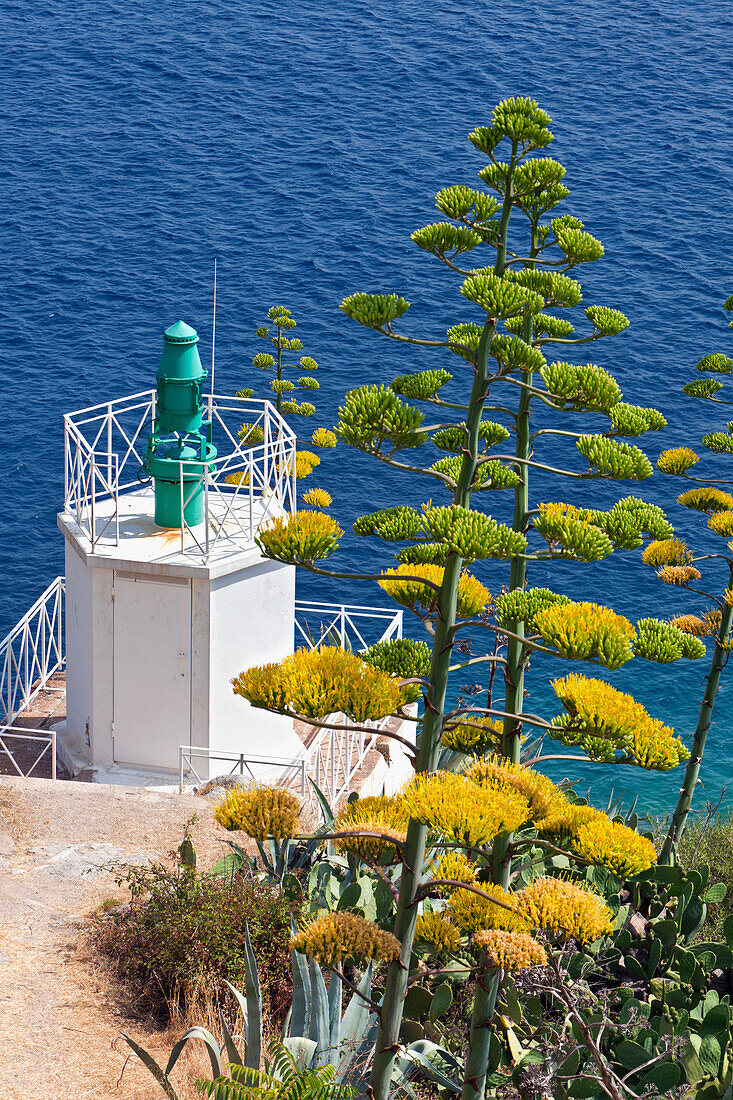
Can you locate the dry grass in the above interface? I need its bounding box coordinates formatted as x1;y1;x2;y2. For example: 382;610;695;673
0;783;33;839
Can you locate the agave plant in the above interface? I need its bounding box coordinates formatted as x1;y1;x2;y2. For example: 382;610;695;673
197;1039;356;1100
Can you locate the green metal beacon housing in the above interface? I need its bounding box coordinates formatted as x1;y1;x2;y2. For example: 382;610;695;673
142;321;217;527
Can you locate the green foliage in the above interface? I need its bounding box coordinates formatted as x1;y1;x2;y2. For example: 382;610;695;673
584;304;630;335
446;321;482;361
508;268;582;308
696;354;733;373
198;1042;357;1100
505;312;574;338
460;271;544;319
390;369;452;399
394;542;450;565
703;431;733;454
361;637;432;683
352;506;422;541
411;222;482;255
678;813;733;941
608;401;667;436
420;503;527;560
684;378;724;398
431;419;510;452
634;618;707;662
591;496;674;547
98;856;294;1024
493;587;570;630
489;333;547;372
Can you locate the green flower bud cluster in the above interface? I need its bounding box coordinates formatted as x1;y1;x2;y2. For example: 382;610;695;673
270;379;295;394
475;459;522;490
411;222;481;255
395;543;450;566
296;376;319;390
505;313;574;339
337;385;426;453
634;619;707;663
434;185;499;221
430;456;502;489
489;334;547;373
584;305;630;335
485;96;553;150
540;362;622;412
533;507;614;562
253;352;276;369
696;354;733;373
494;587;570;631
576;435;653;480
508;269;582;308
702;432;733;454
267;305;297;329
235;388;254;399
340;292;411;330
431;420;510;452
361;637;432;682
513;156;566;194
420;504;527;560
682;378;723;398
460;271;544;319
353;506;422;541
390;369;453;399
591;497;673;548
725;297;733;311
446;322;482;362
608;402;666;436
282;401;315;417
553;224;604;264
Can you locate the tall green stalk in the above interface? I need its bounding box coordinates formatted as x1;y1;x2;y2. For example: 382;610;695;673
368;153;517;1100
660;594;733;864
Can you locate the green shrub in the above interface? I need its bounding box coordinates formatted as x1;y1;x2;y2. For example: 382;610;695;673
97;859;295;1025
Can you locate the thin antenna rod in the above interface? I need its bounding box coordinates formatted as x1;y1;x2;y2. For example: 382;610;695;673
210;256;217;395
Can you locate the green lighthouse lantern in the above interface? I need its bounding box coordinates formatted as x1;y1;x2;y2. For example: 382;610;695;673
142;321;218;527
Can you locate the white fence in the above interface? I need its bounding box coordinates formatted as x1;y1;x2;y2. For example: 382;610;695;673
63;391;297;560
0;576;64;778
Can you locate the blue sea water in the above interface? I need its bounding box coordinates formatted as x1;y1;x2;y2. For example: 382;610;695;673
1;0;732;814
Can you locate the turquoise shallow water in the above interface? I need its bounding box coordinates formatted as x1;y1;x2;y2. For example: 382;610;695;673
0;0;732;813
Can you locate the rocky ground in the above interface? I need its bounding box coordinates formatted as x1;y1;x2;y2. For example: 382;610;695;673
0;775;231;1099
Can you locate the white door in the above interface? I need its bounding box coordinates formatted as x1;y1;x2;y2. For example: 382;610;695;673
112;572;191;770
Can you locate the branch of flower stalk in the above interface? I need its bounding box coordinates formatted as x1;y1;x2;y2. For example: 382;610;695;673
444;705;553;731
477;451;598;479
530;427;587;443
379;327;460;351
421;396;472;411
294;829;406;854
258;710;419;755
454;620;559;660
536;334;606;346
407;962;474;986
415;878;520;913
448;654;508;673
292;561;443;594
331;967;384;1015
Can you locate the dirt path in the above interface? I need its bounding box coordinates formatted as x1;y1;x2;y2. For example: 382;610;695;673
0;776;232;1099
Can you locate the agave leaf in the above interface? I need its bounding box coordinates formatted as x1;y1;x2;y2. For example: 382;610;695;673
309;778;335;826
243;923;263;1069
165;1027;222;1081
282;1036;318;1072
121;1034;182;1100
338;965;374;1078
397;1039;463;1093
224;979;250;1047
328;969;342;1066
309;957;331;1066
220;1010;243;1068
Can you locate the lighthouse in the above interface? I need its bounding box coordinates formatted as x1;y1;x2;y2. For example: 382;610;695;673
56;322;302;780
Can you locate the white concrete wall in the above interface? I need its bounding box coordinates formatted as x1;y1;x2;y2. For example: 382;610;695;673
208;559;300;766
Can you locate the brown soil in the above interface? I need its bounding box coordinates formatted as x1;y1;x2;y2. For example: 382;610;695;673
0;775;234;1099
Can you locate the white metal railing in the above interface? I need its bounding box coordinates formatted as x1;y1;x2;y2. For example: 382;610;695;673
179;747;306;796
303;716;390;809
0;727;56;780
0;576;64;778
294;601;403;651
63;392;297;559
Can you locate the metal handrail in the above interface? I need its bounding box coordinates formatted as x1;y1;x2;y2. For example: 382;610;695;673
0;727;56;780
179;745;306;795
0;576;65;729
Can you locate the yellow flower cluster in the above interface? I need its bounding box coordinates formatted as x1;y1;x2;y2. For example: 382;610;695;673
237;422;265;447
415;912;462;954
535;601;636;669
213;785;301;841
677;487;733;514
656;447;699;475
432;850;478;894
533;502;613;562
446;882;524;933
301;487;332;508
466;757;568;829
256;511;343;564
572;816;657;878
402;772;530;847
669;614;710;637
473;929;547;972
518;877;614;944
641;539;691;567
378;564;491;619
551;674;688;770
291;911;401;967
440;717;503;756
233;645;408;723
709;511;733;536
333;795;409;863
311;427;338;449
657;565;701;586
295;450;321;479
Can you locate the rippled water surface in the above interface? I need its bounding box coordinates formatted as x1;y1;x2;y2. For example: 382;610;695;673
1;0;732;812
